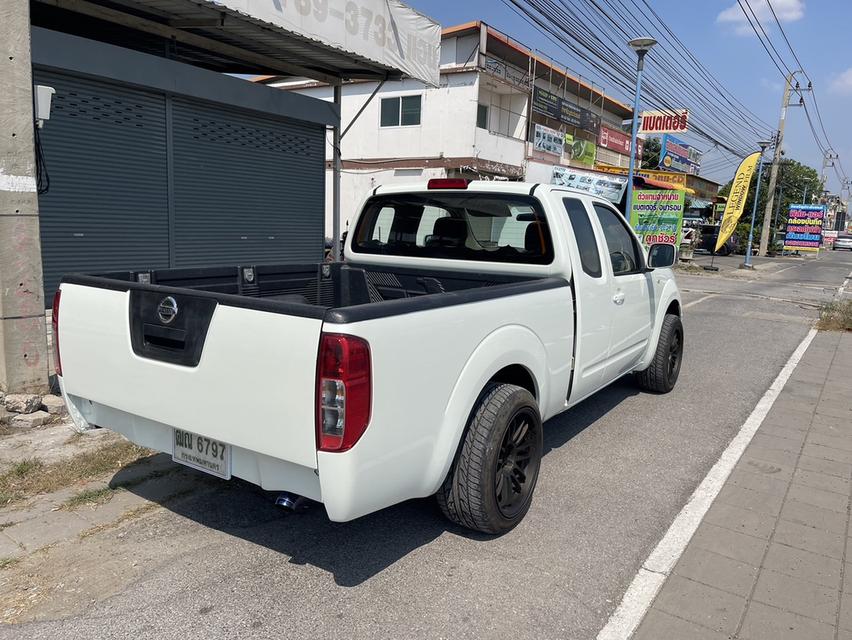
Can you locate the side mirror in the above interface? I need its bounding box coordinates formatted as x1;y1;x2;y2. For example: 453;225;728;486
647;243;676;269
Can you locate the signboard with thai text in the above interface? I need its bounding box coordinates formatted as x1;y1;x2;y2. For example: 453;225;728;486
598;126;643;158
551;166;629;204
630;190;685;247
659;133;701;175
783;204;825;252
640;109;689;134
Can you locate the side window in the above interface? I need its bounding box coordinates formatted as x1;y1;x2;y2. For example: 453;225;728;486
593;204;642;275
562;198;602;278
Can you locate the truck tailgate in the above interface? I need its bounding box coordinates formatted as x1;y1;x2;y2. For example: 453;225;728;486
58;282;321;469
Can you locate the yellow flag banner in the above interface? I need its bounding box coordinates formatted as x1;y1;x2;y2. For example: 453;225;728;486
715;151;761;253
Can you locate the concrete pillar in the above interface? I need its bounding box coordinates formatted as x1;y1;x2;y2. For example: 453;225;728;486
0;0;49;393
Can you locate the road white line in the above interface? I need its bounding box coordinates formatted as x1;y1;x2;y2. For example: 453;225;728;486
596;326;818;640
773;264;798;276
683;294;715;309
836;270;852;299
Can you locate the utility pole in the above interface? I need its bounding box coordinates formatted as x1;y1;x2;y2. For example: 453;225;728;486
0;1;50;393
758;73;793;256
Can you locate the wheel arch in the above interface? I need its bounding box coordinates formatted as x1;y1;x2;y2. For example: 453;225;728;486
425;324;548;496
636;282;683;372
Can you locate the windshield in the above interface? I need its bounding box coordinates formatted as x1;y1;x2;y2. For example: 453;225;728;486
351;192;553;264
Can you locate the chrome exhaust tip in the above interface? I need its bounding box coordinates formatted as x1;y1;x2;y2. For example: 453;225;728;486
275;492;310;512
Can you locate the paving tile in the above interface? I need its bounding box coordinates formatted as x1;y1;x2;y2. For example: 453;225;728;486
750;433;803;453
807;432;852;453
762;542;842;588
690;523;768;566
845;562;852;594
728;468;790;497
762;419;809;434
763;407;817;430
786;483;850;513
0;533;24;559
740;455;795;482
73;489;151;526
803;443;852;465
704;502;776;539
811;413;852;430
842;591;852;631
780;498;848;534
838;628;852;640
2;510;90;551
653;575;746;635
797;454;852;479
673;545;759;597
816;405;852;421
773;520;845;559
752;568;839;623
743;444;800;468
738;601;835;640
716;484;784;516
633;608;730;640
793;468;851;495
759;425;807;446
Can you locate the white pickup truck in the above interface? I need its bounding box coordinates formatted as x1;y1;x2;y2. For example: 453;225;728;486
54;180;683;534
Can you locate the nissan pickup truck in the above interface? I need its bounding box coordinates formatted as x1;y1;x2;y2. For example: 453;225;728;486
54;179;683;534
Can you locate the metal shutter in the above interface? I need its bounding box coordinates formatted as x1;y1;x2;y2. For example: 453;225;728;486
170;98;325;267
34;70;170;296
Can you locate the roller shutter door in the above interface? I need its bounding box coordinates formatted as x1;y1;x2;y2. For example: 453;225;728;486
170;98;325;267
34;69;170;296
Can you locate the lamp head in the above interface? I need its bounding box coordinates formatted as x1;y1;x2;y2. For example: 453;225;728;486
757;140;772;152
628;37;658;53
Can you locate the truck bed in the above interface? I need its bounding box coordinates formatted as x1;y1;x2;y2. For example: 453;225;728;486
63;262;565;324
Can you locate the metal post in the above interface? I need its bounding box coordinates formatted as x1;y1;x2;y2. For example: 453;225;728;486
0;0;49;393
332;82;342;261
625;51;647;217
743;147;768;268
758;73;793;256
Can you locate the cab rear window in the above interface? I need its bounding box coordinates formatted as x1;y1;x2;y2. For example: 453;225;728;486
351;193;553;264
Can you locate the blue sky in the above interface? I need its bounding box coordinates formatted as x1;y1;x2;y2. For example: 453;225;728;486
407;0;851;191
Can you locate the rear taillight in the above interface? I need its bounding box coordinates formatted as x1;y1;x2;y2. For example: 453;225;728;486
316;333;371;452
52;289;62;377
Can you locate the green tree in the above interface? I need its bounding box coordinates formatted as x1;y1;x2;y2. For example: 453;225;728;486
718;157;821;242
641;137;661;169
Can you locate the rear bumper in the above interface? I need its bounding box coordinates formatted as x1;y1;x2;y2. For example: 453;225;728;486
61;382;322;504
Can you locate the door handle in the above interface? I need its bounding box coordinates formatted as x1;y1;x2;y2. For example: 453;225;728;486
612;292;625;305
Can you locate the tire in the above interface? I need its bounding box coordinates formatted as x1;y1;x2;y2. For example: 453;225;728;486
436;383;543;535
634;314;684;394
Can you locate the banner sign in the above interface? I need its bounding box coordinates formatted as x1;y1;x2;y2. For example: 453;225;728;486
659;133;701;175
532;86;600;133
560;100;583;128
630;190;685;247
640;109;689;134
533;123;563;156
716;152;760;252
565;133;596;167
532;87;562;120
598;126;643;158
551;166;628;204
594;165;687;187
215;0;442;86
783;205;826;252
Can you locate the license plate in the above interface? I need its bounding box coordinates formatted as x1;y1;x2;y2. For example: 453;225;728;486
172;429;231;480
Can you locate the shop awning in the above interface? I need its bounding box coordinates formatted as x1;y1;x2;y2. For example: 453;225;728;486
33;0;441;85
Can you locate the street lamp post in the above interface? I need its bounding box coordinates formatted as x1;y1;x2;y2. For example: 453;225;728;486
742;141;772;269
625;37;657;216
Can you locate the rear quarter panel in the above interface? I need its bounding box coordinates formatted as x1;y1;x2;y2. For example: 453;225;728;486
317;284;574;521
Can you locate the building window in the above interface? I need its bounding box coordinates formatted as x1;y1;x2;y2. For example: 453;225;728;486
380;95;422;127
477;104;489;129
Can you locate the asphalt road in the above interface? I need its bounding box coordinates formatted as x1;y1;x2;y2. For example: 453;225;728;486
6;251;852;640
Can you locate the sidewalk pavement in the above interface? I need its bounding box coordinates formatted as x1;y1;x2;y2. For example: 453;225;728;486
633;330;852;640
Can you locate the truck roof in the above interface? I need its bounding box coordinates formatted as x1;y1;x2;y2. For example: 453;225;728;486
372;180;611;206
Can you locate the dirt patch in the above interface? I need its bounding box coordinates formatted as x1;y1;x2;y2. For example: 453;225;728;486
0;440;152;507
817;300;852;331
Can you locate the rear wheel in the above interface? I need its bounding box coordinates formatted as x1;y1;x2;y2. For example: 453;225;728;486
634;314;684;393
437;383;543;534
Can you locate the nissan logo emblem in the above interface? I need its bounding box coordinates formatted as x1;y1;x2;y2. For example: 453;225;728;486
157;296;178;324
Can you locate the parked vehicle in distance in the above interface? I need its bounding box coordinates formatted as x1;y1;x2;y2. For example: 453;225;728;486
53;180;683;534
833;234;852;251
697;223;736;256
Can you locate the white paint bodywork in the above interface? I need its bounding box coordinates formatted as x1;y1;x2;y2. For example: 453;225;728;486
58;182;680;522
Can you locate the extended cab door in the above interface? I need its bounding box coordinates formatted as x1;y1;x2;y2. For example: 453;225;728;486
591;203;655;382
561;196;613;403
